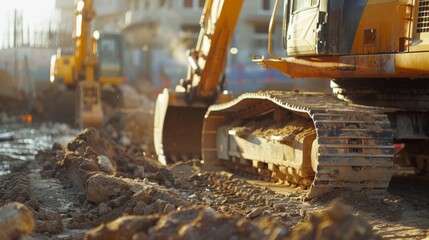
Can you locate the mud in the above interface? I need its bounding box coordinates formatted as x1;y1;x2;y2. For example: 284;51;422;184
0;125;428;239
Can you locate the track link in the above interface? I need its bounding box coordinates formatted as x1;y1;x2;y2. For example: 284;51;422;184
202;91;394;199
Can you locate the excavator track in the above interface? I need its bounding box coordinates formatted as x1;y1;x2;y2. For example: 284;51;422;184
202;91;394;199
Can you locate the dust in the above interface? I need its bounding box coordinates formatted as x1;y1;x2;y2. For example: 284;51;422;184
101;109;154;154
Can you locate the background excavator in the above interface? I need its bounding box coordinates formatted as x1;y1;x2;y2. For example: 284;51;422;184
154;0;429;199
49;0;123;128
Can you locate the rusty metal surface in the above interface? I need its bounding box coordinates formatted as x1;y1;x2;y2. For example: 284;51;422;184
203;91;394;199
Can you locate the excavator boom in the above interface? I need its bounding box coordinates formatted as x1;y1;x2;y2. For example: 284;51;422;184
74;0;104;128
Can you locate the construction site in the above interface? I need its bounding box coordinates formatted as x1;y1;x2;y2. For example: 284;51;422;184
0;0;429;239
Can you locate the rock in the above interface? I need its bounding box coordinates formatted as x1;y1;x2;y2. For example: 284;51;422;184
0;202;35;240
131;232;149;240
63;152;99;191
119;136;131;146
86;173;130;204
36;211;63;234
86;215;158;240
110;195;129;208
164;203;175;213
80;159;100;172
153;199;169;213
289;201;377;240
132;201;148;215
188;194;197;200
87;206;291;240
67;128;118;160
98;203;109;215
131;190;152;204
25;198;40;211
133;166;145;178
52;136;74;150
246;207;264;219
130;184;144;193
97;155;116;175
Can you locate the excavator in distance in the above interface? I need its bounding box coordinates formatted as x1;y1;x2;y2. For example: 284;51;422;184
154;0;429;199
50;0;123;128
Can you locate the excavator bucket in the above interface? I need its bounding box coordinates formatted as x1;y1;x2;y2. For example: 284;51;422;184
77;81;103;129
154;89;208;165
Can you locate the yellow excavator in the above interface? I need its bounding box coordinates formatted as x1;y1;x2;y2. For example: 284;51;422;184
50;0;123;128
154;0;429;199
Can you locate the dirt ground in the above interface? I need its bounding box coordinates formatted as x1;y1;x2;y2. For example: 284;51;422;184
0;125;428;239
0;84;428;239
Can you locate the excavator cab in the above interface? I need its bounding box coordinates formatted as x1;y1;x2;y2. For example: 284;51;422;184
95;32;123;85
78;32;123;129
282;0;422;57
283;0;322;56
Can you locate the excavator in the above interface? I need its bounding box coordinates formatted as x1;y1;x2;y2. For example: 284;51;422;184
49;0;123;128
154;0;429;199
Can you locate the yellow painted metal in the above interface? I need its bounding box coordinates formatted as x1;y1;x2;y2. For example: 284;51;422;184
78;81;103;129
255;51;429;79
99;76;123;85
350;0;413;54
50;53;75;86
194;0;244;99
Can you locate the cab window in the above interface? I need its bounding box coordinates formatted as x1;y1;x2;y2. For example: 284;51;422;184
293;0;318;12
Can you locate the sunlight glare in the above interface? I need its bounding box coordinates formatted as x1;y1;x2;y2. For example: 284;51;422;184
0;0;54;25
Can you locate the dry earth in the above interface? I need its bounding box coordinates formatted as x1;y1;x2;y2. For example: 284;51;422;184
0;126;428;239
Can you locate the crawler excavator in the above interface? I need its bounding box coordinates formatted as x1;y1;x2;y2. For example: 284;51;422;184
50;0;123;128
154;0;429;199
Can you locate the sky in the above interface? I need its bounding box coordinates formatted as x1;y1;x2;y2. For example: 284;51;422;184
0;0;56;48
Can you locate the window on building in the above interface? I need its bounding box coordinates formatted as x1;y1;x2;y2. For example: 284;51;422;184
181;24;200;48
184;0;193;8
293;0;318;12
183;0;204;9
253;24;270;48
199;0;205;8
160;0;172;8
262;0;271;11
255;25;268;34
129;0;138;10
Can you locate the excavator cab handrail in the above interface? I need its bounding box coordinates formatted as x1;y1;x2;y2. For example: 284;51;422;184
268;0;282;59
282;0;290;52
